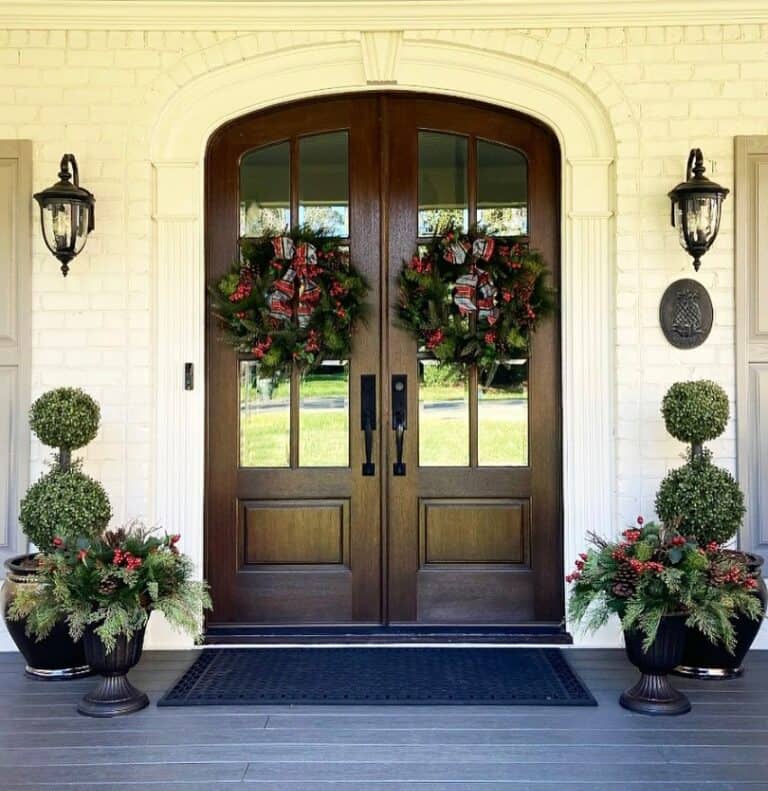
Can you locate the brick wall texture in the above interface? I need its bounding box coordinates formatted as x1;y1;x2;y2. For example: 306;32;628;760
1;24;767;529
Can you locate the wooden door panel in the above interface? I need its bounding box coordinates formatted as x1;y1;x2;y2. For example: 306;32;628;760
420;499;529;565
241;499;349;566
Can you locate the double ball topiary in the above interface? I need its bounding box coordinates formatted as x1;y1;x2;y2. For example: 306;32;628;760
661;380;729;446
20;387;111;550
655;451;745;546
19;468;112;550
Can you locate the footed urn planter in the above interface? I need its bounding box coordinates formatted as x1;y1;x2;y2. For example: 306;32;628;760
620;613;691;716
675;553;768;680
1;554;91;679
78;626;149;717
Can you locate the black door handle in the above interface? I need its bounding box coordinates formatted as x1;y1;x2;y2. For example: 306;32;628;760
392;374;407;476
361;374;376;476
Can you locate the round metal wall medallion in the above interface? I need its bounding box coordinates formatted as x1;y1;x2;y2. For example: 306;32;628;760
659;278;713;349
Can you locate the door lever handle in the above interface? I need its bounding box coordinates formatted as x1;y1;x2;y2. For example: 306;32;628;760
361;374;376;476
391;374;407;476
393;413;406;476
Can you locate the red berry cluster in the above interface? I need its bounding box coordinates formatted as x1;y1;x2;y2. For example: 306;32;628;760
705;541;719;554
622;528;641;543
408;254;433;275
252;336;273;360
112;548;142;571
52;536;64;548
484;330;497;345
669;535;687;547
329;281;348;298
304;329;321;354
425;328;445;350
229;272;253;303
565;553;588;583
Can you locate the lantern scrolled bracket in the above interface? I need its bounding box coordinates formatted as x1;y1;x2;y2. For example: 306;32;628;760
668;148;728;272
33;153;95;276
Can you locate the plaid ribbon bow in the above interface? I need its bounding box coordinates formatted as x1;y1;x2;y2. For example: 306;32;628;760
268;238;321;327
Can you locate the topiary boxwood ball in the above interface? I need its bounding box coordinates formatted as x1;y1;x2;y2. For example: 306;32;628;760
661;380;729;446
655;454;745;545
29;387;100;451
19;468;112;550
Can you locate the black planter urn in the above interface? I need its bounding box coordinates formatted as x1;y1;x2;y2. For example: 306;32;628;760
77;626;149;717
675;553;768;680
620;613;691;716
1;554;91;679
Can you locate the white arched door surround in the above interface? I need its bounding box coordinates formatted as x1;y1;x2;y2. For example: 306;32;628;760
149;34;617;645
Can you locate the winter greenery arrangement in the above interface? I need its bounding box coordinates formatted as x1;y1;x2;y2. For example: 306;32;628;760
19;388;111;550
397;225;554;387
655;379;744;545
210;227;369;382
9;523;212;653
567;518;762;651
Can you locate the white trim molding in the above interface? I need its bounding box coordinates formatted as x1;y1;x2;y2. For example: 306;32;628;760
149;34;617;646
4;1;768;31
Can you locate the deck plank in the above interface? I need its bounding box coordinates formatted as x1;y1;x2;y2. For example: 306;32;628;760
0;647;766;787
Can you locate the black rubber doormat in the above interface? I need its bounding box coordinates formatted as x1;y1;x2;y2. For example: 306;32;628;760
158;647;596;706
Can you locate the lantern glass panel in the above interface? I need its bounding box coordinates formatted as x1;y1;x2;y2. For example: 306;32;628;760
42;202;73;254
73;204;90;254
674;194;720;251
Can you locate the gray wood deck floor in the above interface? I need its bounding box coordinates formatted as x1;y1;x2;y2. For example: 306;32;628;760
0;647;767;789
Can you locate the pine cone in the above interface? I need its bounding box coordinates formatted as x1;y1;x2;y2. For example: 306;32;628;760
612;582;635;598
98;578;119;595
614;563;638;586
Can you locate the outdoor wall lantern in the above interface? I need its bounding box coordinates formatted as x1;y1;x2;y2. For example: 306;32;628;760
668;148;728;272
33;153;95;276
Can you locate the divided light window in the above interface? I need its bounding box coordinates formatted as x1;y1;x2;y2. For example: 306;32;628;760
238;132;351;470
416;131;531;469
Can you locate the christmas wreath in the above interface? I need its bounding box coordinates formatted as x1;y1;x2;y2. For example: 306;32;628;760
210;228;369;380
397;226;555;385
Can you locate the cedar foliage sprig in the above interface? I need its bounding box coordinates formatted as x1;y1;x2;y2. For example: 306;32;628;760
397;224;555;386
8;522;212;653
209;226;369;382
568;518;762;652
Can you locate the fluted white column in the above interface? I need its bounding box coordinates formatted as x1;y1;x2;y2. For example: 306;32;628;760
562;159;616;627
151;163;205;579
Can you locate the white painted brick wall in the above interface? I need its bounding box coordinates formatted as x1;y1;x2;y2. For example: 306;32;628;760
0;22;767;647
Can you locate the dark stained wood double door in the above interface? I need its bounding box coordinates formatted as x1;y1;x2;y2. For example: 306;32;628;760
205;94;562;630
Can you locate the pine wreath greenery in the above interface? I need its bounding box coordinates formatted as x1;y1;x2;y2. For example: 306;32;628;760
210;227;369;381
397;226;555;385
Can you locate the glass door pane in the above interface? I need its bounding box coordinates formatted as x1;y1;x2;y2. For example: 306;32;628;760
299;131;349;236
477;140;528;236
418;359;469;466
477;361;529;466
418;131;468;236
299;361;350;467
240;141;290;236
239;361;291;468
